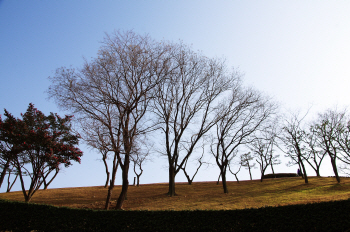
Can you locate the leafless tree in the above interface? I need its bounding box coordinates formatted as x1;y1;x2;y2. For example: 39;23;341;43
278;112;309;184
211;87;276;193
249;125;280;182
303;127;326;177
228;159;242;183
130;136;151;187
240;152;255;180
311;109;349;183
153;43;235;196
80;118;114;188
48;30;172;209
177;141;209;185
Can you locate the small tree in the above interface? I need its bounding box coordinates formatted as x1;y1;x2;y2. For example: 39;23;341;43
279;112;309;184
240;152;255;180
1;103;82;202
311;109;349;183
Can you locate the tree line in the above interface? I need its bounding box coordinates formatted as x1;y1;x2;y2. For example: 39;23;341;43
1;30;350;210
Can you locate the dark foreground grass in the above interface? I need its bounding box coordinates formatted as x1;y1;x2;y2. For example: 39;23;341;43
1;198;350;232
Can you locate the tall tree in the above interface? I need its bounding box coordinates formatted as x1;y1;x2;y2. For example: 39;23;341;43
211;87;275;193
153;43;235;196
48;30;172;209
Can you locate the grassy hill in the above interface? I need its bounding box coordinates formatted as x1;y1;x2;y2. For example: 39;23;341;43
1;176;350;210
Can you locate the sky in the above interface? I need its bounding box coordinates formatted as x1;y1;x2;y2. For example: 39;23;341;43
1;1;350;193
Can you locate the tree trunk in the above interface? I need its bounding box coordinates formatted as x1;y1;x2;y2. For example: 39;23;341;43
168;164;176;196
217;172;221;185
116;159;129;209
271;163;275;175
247;163;253;180
137;175;140;187
43;169;59;190
105;181;114;210
103;156;110;188
0;159;10;188
299;157;308;184
221;169;228;194
105;157;119;210
330;156;340;183
7;173;18;192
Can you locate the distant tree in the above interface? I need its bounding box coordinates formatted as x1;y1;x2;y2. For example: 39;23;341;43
1;103;82;202
279;112;309;184
178;142;209;185
80;118;114;188
303;127;326;177
249;127;278;182
240;152;255;180
228;158;242;183
48;30;172;209
130;137;151;187
311;109;350;183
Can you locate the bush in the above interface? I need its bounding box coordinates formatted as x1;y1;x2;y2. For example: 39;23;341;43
263;173;298;179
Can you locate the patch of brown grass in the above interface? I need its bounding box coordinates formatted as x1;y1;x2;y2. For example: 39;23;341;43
1;177;350;211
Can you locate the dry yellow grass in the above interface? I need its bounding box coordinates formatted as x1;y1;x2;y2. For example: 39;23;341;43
1;176;350;211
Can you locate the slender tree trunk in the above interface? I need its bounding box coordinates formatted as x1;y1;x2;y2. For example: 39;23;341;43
103;156;110;188
299;156;308;184
137;175;140;186
217;172;221;185
221;169;228;193
44;169;59;190
246;162;253;180
330;156;340;183
168;164;176;196
7;173;18;192
105;158;118;210
234;174;239;183
0;160;10;188
271;163;275;175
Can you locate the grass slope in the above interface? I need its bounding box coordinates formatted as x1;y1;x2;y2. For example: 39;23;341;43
1;176;350;211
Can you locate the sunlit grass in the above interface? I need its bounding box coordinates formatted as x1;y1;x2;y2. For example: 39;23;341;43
1;177;349;211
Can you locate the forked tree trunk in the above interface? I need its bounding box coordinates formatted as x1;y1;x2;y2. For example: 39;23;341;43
7;173;18;192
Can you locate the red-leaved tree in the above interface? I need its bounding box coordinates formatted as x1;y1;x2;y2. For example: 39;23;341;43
0;103;83;202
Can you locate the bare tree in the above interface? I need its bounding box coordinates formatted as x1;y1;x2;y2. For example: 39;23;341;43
279;112;309;184
48;30;172;209
80;118;114;188
311;109;349;183
211;87;276;193
153;43;235;196
228;159;242;183
178;142;209;185
303;127;326;177
240;152;255;180
130;136;151;187
249;126;279;182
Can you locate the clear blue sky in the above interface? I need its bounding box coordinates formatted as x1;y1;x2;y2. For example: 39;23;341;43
1;1;350;192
